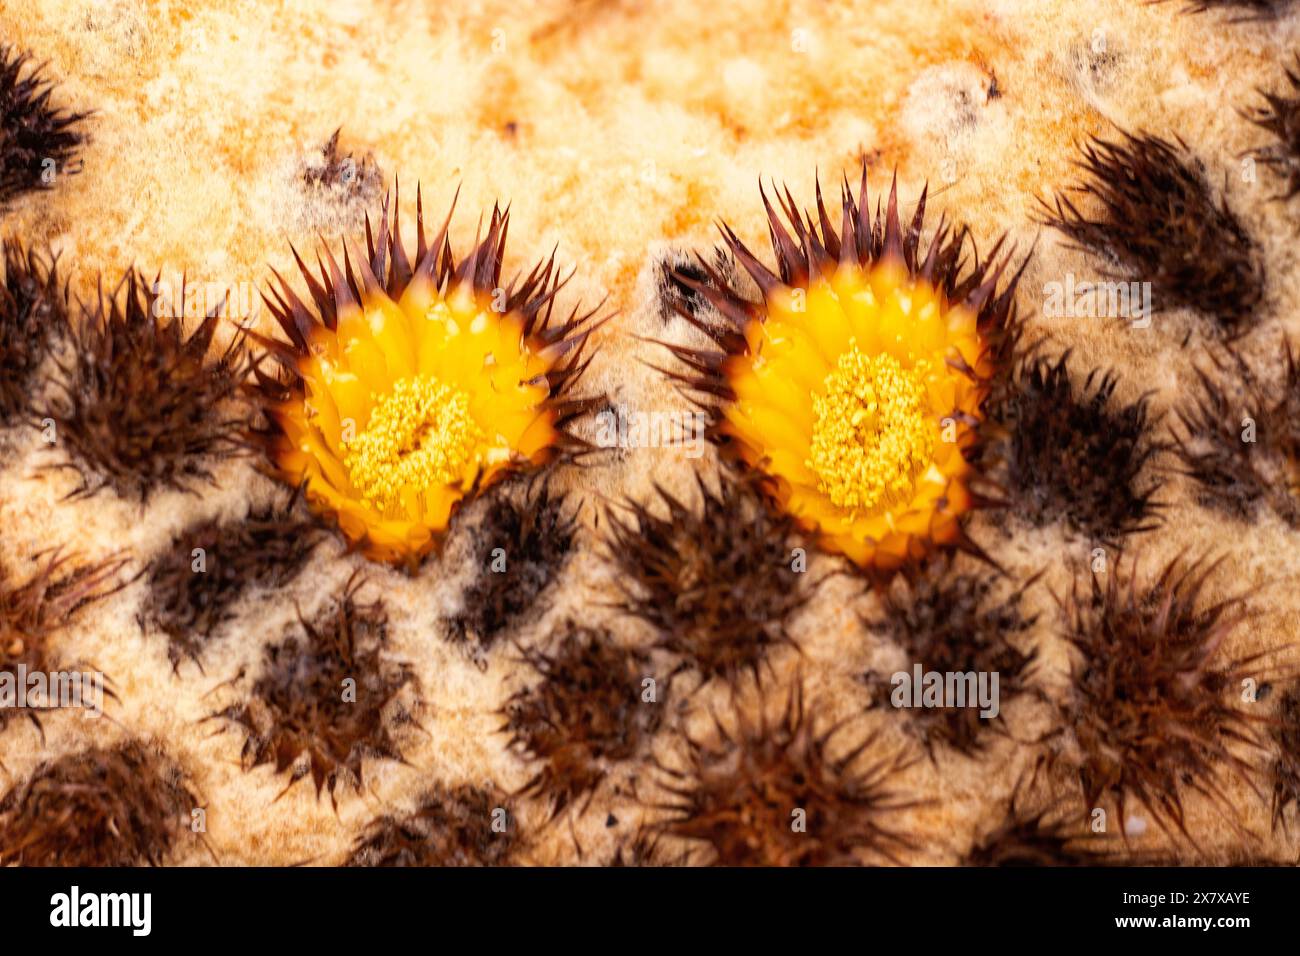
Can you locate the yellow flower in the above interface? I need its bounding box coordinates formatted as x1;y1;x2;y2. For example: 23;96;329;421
252;189;602;567
667;170;1022;574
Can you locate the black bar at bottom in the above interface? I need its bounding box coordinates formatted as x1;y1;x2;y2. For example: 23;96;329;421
0;866;1291;944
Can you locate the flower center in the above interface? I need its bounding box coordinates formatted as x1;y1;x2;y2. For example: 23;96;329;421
344;375;483;513
808;345;935;514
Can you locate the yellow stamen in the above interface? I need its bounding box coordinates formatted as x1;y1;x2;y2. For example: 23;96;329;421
807;346;934;514
342;375;483;513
